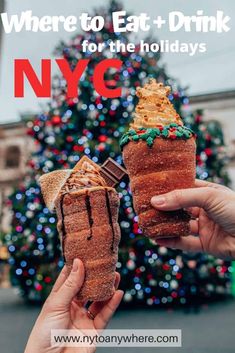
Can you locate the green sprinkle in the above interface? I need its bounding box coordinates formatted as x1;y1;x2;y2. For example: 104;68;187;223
120;123;195;149
140;133;148;140
120;136;129;146
129;129;136;136
147;129;158;138
183;131;191;138
176;131;183;137
162;129;169;138
146;136;154;147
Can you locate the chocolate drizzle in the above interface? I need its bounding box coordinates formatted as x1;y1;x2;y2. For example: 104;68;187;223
59;193;67;262
105;188;115;252
59;188;115;255
85;191;93;240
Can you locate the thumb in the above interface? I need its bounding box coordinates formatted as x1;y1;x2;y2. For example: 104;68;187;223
55;258;85;308
151;187;217;212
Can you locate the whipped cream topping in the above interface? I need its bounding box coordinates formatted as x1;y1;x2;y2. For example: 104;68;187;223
60;160;106;194
131;78;183;129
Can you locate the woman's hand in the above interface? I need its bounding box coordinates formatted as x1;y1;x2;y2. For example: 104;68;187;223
151;179;235;259
25;259;123;353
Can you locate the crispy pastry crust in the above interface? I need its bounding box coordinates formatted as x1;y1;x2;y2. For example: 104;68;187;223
123;137;196;239
39;170;73;211
55;186;121;301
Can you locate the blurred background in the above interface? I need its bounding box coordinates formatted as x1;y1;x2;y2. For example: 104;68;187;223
0;0;235;352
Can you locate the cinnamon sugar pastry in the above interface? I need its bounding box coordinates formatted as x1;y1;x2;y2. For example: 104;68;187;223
121;79;196;239
39;156;120;301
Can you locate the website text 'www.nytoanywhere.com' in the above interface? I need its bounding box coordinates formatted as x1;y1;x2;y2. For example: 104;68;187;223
51;329;182;348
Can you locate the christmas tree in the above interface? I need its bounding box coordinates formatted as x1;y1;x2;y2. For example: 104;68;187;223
5;0;231;304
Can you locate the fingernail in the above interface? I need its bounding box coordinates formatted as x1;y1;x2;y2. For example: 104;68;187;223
151;196;166;205
119;290;124;298
72;259;79;272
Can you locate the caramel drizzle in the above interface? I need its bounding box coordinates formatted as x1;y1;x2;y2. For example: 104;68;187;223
60;162;106;195
131;78;183;129
105;189;115;252
85;191;93;240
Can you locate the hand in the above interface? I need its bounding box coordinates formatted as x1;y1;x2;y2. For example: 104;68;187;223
24;259;123;353
151;179;235;259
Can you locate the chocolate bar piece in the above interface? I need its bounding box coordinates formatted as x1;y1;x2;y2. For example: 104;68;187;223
100;158;127;187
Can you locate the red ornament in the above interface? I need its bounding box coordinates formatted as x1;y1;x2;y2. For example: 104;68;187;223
204;148;213;157
221;266;227;273
205;134;212;142
195;115;202;123
97;144;106;152
95;97;101;105
106;80;117;87
132;223;139;234
134;79;140;85
109;110;116;116
66;97;77;106
35;283;43;291
44;276;52;284
163;264;170;271
196;155;203;166
98;135;107;142
21;245;30;251
66;136;73;143
73;145;83;152
114;74;120;81
27;128;34;136
28;160;35;168
51;115;61;125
